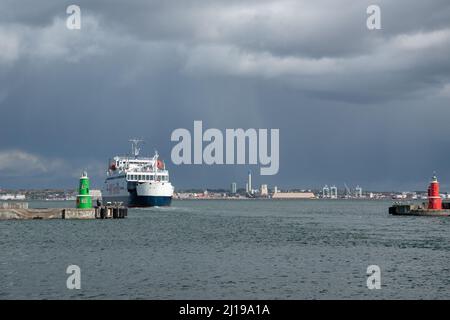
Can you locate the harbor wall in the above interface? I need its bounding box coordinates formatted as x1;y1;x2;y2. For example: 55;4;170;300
0;208;63;220
63;209;96;219
389;204;450;216
0;202;127;220
1;201;28;209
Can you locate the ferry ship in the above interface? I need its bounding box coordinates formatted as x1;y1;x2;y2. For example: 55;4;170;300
102;140;174;207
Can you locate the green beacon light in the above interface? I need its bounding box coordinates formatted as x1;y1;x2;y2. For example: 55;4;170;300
76;171;92;209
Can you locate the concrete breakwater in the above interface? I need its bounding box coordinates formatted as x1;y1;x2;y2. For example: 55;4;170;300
0;202;127;220
389;203;450;216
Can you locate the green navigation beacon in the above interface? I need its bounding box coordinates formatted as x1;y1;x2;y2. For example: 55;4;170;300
76;171;92;209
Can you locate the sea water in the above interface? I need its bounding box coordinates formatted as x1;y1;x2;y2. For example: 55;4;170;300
1;200;449;299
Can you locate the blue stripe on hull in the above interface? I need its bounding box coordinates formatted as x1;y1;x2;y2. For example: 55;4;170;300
102;195;172;207
129;195;172;207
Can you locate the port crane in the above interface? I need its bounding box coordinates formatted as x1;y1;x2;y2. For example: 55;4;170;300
344;183;351;198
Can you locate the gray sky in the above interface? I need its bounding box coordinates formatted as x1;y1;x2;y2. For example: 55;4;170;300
1;0;450;191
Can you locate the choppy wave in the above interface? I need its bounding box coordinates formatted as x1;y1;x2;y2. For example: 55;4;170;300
1;199;449;299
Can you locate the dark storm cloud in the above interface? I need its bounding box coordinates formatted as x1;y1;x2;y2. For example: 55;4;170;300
0;0;450;190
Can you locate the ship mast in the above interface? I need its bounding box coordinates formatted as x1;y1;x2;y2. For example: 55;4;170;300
129;139;144;158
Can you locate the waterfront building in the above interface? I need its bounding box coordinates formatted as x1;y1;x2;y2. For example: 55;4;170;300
272;192;315;199
260;184;268;196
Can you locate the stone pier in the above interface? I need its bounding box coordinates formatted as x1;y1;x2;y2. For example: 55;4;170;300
0;202;127;220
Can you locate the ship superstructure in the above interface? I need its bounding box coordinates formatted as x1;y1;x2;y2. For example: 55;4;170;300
102;140;174;207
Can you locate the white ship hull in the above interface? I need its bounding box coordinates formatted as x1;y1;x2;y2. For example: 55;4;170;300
103;180;173;207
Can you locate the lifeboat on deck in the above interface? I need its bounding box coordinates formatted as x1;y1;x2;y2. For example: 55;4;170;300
156;159;165;170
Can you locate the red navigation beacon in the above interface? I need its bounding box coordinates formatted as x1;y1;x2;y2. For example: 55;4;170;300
428;173;442;210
